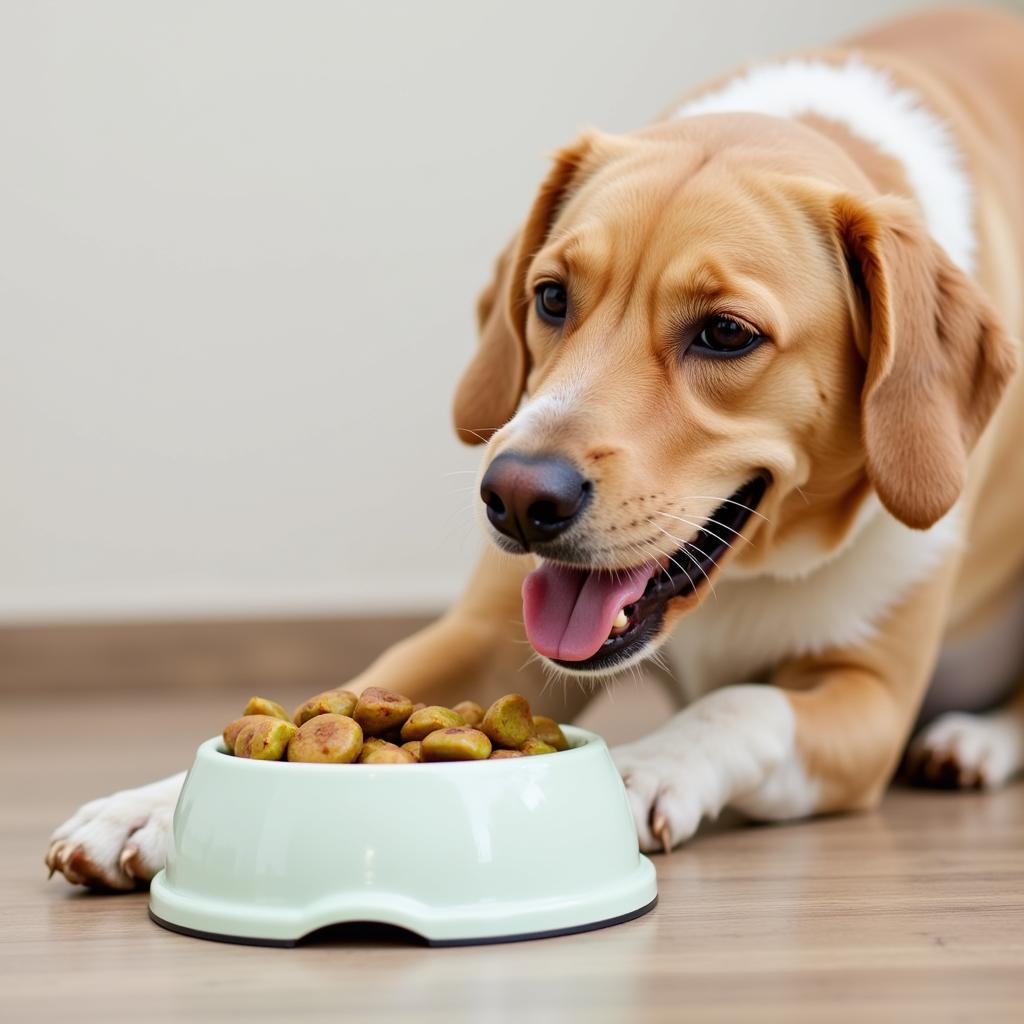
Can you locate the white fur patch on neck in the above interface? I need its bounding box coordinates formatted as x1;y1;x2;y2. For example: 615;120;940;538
673;58;975;273
726;493;885;582
665;505;963;698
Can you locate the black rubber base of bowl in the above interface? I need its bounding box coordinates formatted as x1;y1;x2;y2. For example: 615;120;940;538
149;895;657;948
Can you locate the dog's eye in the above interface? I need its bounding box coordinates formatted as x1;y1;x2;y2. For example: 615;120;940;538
535;282;568;325
692;316;762;356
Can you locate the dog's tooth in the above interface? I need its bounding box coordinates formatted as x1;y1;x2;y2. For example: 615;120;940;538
608;608;630;638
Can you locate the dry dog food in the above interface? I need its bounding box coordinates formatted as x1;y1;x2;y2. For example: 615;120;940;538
287;714;364;763
221;688;568;764
420;726;492;762
292;688;358;726
235;716;297;760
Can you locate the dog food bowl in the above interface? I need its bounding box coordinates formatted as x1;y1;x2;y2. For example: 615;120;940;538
149;725;656;946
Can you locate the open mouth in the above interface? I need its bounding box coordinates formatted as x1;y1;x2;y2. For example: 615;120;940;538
521;475;769;672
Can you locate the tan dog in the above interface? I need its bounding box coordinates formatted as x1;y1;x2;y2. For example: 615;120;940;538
48;7;1024;886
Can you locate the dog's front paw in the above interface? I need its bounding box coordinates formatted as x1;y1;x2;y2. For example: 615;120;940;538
611;685;808;853
45;772;186;890
612;739;710;854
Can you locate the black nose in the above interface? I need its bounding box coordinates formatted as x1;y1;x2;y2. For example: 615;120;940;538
480;453;591;549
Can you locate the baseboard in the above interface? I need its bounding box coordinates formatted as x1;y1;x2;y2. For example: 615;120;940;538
0;614;434;694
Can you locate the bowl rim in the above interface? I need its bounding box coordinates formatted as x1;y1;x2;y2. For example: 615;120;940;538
206;723;603;772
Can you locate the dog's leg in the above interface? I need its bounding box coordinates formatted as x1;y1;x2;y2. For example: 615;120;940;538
905;687;1024;788
615;558;958;851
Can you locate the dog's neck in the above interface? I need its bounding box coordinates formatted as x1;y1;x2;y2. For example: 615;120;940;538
664;502;963;698
672;55;976;275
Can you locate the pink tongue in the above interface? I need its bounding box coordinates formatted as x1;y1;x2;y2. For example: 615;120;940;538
522;562;657;662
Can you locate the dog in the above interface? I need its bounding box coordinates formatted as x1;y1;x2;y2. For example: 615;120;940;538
47;6;1024;887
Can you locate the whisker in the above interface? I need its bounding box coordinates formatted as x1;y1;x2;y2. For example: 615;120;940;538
521;651;544;675
456;427;494;444
627;661;641;692
681;495;771;524
651;526;718;600
654;537;714;599
649;648;673;678
638;536;698;599
625;540;671;584
655;509;748;546
603;675;616;704
654;510;739;552
643;529;720;578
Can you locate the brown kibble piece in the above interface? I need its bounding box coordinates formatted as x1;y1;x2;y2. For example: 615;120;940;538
224;715;269;750
401;740;423;761
242;696;291;721
452;700;485;727
357;737;389;762
400;705;466;742
234;718;297;760
520;737;557;756
481;694;535;749
489;749;526;759
287;714;363;763
360;741;417;765
292;688;358;725
353;687;415;735
531;716;569;751
421;727;492;762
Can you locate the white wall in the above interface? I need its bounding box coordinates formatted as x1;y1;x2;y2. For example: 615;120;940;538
0;0;974;622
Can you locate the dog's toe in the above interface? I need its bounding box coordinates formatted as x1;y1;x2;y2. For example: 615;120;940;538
617;766;660;851
613;746;706;854
118;814;173;882
649;787;702;854
45;840;68;876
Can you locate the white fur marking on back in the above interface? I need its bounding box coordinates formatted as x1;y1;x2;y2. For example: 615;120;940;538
674;58;975;273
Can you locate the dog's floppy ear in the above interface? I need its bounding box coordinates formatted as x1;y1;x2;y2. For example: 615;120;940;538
452;234;524;445
453;134;600;445
834;195;1018;529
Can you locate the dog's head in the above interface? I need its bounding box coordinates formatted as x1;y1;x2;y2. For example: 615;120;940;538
454;116;1018;675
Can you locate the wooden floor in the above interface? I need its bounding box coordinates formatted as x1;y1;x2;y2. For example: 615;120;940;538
5;681;1024;1022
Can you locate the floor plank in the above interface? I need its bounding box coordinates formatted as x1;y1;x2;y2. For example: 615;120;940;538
5;689;1023;1022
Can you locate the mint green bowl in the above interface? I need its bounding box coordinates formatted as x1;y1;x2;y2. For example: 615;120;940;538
149;725;656;946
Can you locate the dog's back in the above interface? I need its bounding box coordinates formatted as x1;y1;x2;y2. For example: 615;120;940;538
852;8;1024;203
